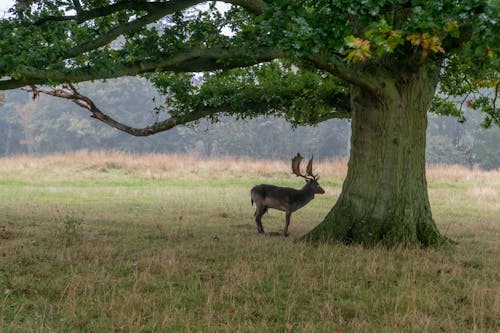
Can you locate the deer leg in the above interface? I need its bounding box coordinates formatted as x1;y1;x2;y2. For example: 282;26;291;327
254;206;266;234
283;212;292;237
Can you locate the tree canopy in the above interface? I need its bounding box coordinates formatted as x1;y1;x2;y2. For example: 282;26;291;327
0;0;498;130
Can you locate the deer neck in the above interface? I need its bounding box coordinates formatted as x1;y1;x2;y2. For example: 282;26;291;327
299;183;316;201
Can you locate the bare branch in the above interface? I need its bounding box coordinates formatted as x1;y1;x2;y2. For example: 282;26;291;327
30;86;217;136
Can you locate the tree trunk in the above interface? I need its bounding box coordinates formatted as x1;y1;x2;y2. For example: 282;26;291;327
303;66;451;246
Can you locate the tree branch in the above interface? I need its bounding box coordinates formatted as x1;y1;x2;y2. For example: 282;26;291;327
35;1;176;24
60;1;204;61
26;57;352;136
35;0;266;25
493;80;499;115
30;86;218;136
0;47;284;90
31;0;268;67
306;54;382;96
72;0;83;13
30;81;350;137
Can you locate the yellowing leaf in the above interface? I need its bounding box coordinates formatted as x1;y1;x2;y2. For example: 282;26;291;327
343;35;372;63
406;33;445;58
428;36;445;54
407;34;423;47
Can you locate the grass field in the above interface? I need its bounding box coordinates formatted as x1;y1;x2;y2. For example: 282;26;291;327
0;151;499;332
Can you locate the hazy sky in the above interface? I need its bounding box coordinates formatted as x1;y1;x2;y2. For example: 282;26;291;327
0;0;14;13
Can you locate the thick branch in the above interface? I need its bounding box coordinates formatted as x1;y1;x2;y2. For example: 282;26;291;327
62;1;203;61
32;87;216;136
37;1;190;24
2;1;270;91
306;54;381;96
27;60;352;135
0;47;283;90
36;0;266;64
72;0;83;13
35;0;266;25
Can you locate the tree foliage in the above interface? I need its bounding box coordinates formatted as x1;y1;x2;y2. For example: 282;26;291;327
0;0;498;130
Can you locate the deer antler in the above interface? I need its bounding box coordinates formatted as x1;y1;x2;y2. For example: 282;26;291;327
291;153;304;177
306;155;319;180
292;153;319;180
306;155;313;176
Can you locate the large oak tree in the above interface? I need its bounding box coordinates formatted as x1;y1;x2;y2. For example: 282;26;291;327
0;0;498;246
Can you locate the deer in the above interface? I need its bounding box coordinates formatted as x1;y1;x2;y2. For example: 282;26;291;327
250;153;325;236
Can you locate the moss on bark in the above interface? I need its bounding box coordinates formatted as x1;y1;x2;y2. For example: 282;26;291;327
303;66;452;247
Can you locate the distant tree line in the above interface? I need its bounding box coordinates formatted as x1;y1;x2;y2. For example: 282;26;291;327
1;78;498;169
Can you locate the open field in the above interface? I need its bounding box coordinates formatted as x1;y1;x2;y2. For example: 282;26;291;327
0;151;499;332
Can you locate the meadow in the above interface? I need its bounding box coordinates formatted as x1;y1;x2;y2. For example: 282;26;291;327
0;151;499;332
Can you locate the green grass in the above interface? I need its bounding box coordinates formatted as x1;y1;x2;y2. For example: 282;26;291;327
0;153;499;332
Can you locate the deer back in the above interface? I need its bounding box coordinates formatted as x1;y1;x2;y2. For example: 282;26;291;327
251;181;323;213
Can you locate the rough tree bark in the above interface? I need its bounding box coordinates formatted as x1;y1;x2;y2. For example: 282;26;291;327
303;65;451;246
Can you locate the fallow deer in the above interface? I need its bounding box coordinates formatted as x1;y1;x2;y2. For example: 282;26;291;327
250;153;325;236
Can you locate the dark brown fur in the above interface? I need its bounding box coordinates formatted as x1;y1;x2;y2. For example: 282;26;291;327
251;179;324;236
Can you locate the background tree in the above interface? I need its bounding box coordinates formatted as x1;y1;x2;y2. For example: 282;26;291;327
0;0;498;246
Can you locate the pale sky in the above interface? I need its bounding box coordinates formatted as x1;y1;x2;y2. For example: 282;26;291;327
0;0;14;14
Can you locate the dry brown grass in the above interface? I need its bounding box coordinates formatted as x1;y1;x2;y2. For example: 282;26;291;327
427;163;500;184
2;150;498;182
